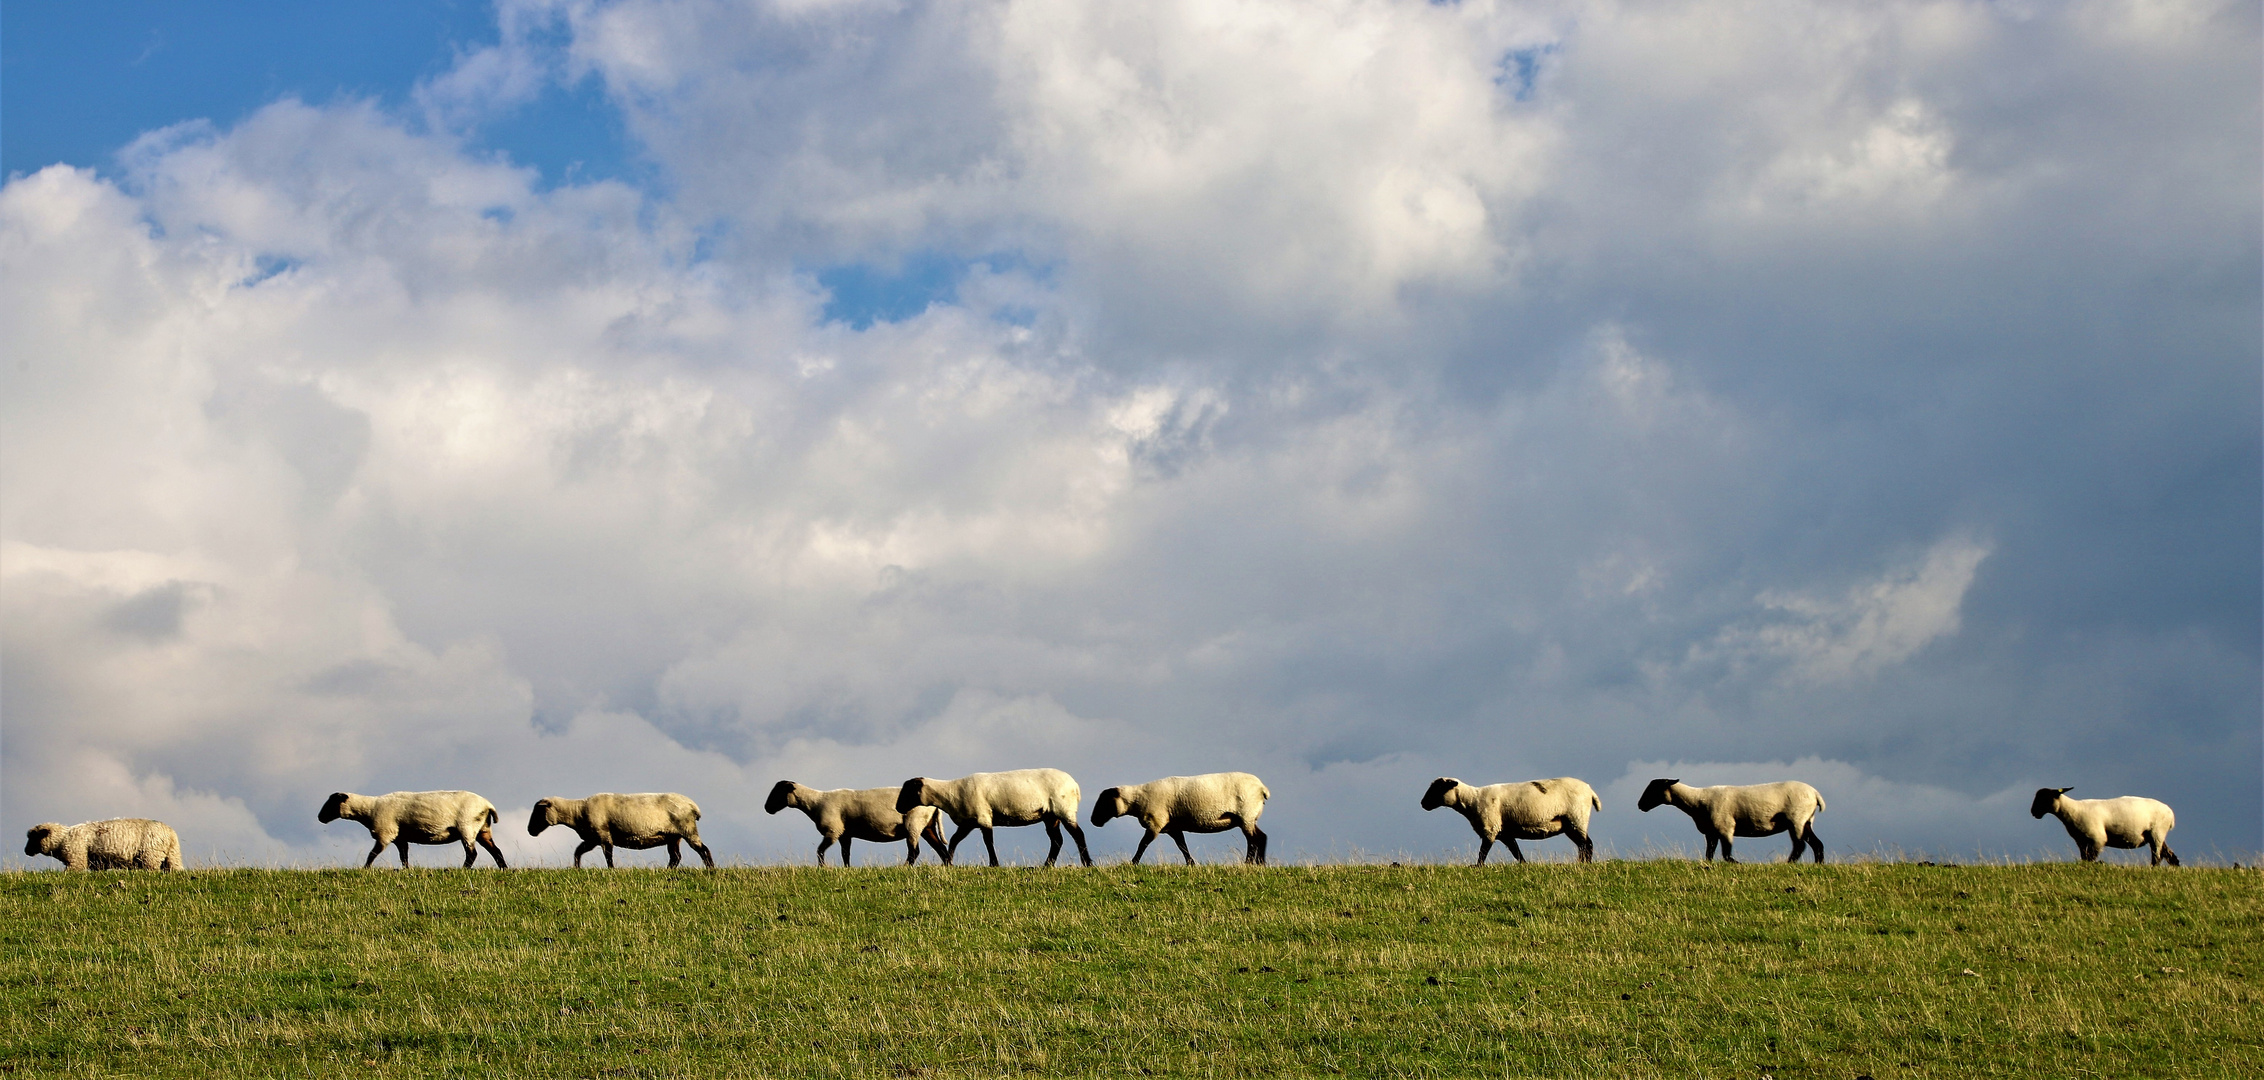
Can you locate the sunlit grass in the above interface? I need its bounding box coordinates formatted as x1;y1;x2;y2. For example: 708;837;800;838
1;861;2256;1077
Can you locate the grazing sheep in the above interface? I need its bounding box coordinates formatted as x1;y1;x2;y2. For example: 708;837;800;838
1090;772;1271;865
897;769;1092;867
765;781;951;866
318;790;507;869
2030;787;2179;866
23;818;182;871
528;792;715;868
1636;778;1826;863
1421;776;1600;864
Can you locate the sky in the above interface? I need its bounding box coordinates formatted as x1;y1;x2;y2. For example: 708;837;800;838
2;0;2257;869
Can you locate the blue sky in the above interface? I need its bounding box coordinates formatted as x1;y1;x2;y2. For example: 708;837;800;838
2;0;2256;867
4;2;629;184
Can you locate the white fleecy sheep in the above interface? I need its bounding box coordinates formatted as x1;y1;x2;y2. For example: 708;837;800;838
897;768;1092;867
528;792;715;868
765;781;951;866
2030;787;2179;866
1636;778;1826;863
1421;776;1600;864
319;790;508;868
23;818;183;871
1089;772;1271;865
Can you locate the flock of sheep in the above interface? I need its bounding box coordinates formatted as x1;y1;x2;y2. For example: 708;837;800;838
21;768;2183;871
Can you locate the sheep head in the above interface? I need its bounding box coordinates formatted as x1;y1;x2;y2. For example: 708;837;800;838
24;824;60;857
1420;777;1462;811
1090;788;1129;827
1636;778;1680;812
895;778;933;814
527;799;560;836
763;780;799;815
2030;787;2073;819
317;792;352;823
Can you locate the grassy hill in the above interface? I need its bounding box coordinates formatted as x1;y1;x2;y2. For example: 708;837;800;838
2;860;2257;1077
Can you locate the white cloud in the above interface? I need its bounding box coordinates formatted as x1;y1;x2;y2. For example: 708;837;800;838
2;0;2256;865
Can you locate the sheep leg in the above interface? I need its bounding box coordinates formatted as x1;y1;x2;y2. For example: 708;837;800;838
1246;827;1267;866
1063;819;1093;867
921;818;951;865
600;843;615;869
1170;831;1195;867
478;827;508;869
980;826;1002;868
689;839;715;869
1717;835;1737;863
666;838;684;868
840;836;854;867
1131;830;1159;865
1043;820;1065;868
903;833;921;865
460;836;479;869
1702;835;1718;862
1564;824;1595;864
1803;824;1825;864
815;836;835;866
942;820;979;865
362;838;390;869
573;839;599;868
1788;830;1806;863
1505;838;1527;864
396;839;414;868
1475;837;1493;866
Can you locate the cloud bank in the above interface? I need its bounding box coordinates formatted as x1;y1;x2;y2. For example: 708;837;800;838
4;0;2256;866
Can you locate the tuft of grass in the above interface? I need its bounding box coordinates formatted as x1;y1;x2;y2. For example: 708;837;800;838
0;862;2257;1077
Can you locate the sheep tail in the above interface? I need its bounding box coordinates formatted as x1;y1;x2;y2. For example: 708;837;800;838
485;807;499;825
1814;794;1826;814
1590;792;1602;811
1259;784;1272;803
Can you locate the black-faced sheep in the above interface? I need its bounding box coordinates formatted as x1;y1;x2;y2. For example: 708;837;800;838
1090;772;1270;865
528;792;715;868
1637;778;1825;863
896;768;1092;867
765;781;951;866
23;818;182;871
1421;776;1599;864
319;790;507;868
2030;787;2179;866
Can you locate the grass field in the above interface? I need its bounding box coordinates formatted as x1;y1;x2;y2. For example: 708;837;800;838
1;860;2257;1078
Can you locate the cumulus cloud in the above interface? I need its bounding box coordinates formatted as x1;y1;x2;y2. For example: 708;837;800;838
3;0;2256;866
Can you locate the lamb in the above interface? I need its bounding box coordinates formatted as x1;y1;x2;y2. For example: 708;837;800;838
23;818;182;871
1636;778;1826;863
897;768;1092;867
1090;772;1271;865
528;792;715;868
2030;787;2179;866
765;781;951;866
318;790;508;868
1421;776;1600;864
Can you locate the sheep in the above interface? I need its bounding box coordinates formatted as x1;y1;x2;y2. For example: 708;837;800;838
1090;772;1271;865
23;818;182;871
528;792;715;868
896;768;1092;867
318;790;507;868
1421;776;1600;864
1636;778;1826;863
765;781;952;866
2030;787;2179;866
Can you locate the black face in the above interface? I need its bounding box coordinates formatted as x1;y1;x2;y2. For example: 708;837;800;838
2030;787;2070;819
23;827;46;857
317;792;349;823
526;800;553;835
1636;779;1680;812
1090;788;1122;826
764;780;797;815
1420;778;1459;811
894;779;927;814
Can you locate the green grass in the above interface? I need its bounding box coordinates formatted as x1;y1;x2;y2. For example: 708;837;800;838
1;861;2257;1078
